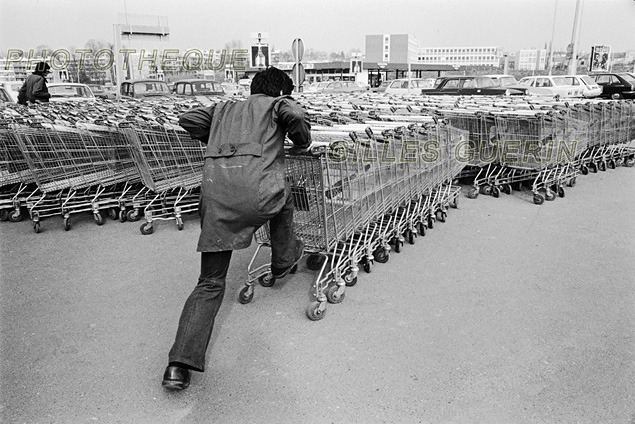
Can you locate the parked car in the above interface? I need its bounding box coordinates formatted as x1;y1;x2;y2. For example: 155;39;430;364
220;83;247;97
47;83;96;102
385;78;435;95
87;84;109;100
119;79;171;99
482;74;519;87
173;79;225;99
319;81;367;93
371;81;390;93
517;75;581;98
590;73;635;99
422;76;528;96
0;87;13;103
562;75;602;98
305;81;331;93
1;81;22;103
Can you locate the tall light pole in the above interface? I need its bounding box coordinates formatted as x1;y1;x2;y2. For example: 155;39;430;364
567;0;584;75
548;0;558;75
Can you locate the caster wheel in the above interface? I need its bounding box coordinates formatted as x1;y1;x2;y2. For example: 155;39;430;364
558;186;565;198
418;222;426;237
326;285;345;304
373;248;389;264
598;161;607;172
140;222;154;235
118;209;127;223
545;190;556;201
581;165;589;175
533;194;545;205
393;238;402;253
406;229;416;245
491;186;500;198
238;286;253;304
625;159;635;167
64;217;71;231
568;178;576;187
176;218;184;231
259;273;275;287
94;213;104;226
108;208;118;220
8;211;22;222
428;216;434;229
306;254;325;271
343;271;357;287
467;188;479;199
482;185;492;196
33;222;40;233
436;210;446;223
306;301;326;321
451;197;459;208
608;160;616;169
126;209;140;222
590;163;598;173
615;158;624;167
363;261;372;273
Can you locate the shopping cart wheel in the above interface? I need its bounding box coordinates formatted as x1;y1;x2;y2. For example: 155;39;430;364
0;210;8;221
64;217;71;231
608;160;616;170
491;186;500;198
306;301;326;321
467;188;479;199
33;222;40;233
558;186;565;198
568;178;576;187
373;248;389;264
500;185;510;195
343;271;358;287
108;208;118;220
589;163;598;173
405;229;416;245
436;210;446;223
615;158;624;167
482;185;492;196
598;161;607;172
238;286;253;304
306;255;326;271
140;222;154;235
392;238;402;253
545;190;556;201
326;285;345;304
580;165;589;175
417;222;426;237
533;194;545;205
363;261;372;273
119;209;127;223
451;196;459;208
176;217;184;231
427;216;434;229
126;209;141;222
258;274;276;287
94;213;104;226
8;210;22;222
625;158;635;167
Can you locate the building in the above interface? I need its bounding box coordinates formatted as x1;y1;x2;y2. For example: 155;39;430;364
365;34;419;64
416;46;503;67
515;49;547;71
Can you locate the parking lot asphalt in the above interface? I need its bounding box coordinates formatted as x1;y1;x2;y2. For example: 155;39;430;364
1;166;635;424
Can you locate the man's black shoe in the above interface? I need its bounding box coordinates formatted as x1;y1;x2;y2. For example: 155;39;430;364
271;240;305;279
162;365;190;391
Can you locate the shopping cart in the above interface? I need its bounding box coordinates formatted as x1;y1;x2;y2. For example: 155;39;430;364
0;122;36;222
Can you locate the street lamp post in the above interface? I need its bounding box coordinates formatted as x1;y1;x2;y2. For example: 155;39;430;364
567;0;584;75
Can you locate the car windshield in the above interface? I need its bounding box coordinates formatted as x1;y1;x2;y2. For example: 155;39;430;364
551;77;568;86
580;76;596;85
49;85;93;97
499;77;517;86
192;81;222;93
133;82;169;95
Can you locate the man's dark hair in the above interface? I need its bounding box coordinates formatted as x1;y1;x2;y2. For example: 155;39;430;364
250;67;294;97
34;62;51;74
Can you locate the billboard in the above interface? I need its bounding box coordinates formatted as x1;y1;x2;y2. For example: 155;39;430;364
589;45;611;72
250;44;270;69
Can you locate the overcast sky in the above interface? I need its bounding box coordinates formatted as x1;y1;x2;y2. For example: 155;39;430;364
1;0;634;55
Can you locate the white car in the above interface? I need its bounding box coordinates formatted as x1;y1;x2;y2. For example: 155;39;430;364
384;78;435;95
563;75;602;98
1;81;22;103
482;74;519;87
48;83;96;102
517;76;581;98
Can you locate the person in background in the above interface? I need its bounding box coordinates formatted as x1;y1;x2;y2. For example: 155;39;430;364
18;62;51;105
162;67;311;391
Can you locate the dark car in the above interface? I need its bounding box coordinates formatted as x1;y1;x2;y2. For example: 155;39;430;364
173;79;225;97
590;73;635;99
120;79;171;99
421;76;528;96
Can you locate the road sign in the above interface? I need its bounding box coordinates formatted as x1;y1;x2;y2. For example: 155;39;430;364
291;63;305;87
292;38;304;62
